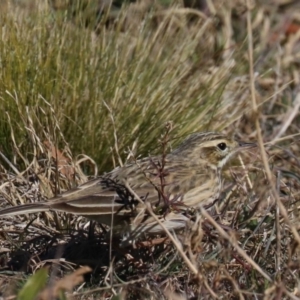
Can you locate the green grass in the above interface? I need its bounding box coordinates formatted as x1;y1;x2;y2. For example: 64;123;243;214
0;1;250;174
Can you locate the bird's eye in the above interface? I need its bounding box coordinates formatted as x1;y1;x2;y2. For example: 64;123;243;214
217;142;227;151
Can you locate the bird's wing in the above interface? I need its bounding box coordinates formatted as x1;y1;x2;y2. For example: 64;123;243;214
46;156;190;215
0;162;160;217
0;156;207;217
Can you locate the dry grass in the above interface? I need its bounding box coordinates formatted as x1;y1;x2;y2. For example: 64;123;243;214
0;0;300;299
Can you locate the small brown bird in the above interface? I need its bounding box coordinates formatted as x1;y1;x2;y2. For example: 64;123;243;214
0;132;254;236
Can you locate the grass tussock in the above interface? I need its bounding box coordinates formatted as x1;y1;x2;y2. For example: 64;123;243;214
0;0;266;171
0;0;300;299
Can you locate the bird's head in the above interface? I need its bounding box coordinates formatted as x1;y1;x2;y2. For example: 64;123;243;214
171;132;255;169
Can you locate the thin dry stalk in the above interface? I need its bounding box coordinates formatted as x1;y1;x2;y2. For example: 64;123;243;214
199;207;272;282
124;182;219;299
246;0;300;247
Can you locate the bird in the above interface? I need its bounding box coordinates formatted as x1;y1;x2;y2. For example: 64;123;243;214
0;132;255;237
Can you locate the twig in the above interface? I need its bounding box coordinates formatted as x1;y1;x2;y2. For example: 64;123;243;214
199;207;272;282
275;170;281;278
124;182;197;274
273;92;300;140
123;182;219;299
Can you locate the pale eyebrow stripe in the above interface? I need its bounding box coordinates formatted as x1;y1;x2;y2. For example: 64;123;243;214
200;140;227;147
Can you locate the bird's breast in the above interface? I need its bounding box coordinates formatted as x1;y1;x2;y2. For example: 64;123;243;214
177;167;221;207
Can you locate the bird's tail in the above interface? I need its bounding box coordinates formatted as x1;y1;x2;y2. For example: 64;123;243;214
0;203;49;217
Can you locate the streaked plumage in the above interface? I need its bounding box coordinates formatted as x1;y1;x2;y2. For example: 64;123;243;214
0;132;254;236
